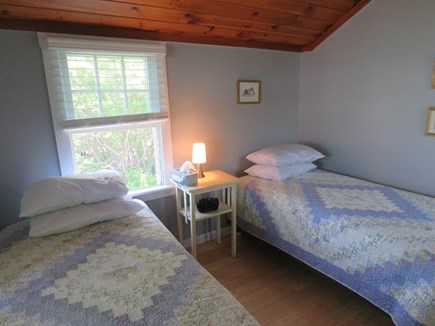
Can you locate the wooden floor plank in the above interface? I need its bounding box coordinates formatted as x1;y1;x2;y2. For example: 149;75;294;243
195;234;393;325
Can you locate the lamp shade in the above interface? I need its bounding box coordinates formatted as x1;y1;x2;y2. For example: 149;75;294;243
192;142;206;164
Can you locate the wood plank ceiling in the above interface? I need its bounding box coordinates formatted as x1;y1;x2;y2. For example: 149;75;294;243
0;0;371;52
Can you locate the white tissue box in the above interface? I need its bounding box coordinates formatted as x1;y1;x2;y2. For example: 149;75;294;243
171;169;198;186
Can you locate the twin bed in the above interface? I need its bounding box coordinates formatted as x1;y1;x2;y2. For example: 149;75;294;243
0;204;258;325
237;169;434;326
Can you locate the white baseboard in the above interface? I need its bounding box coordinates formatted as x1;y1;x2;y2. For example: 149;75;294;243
180;227;231;248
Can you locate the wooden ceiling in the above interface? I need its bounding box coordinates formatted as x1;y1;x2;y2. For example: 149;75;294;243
0;0;371;52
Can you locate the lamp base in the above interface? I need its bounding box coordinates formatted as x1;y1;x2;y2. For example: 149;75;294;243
197;163;205;178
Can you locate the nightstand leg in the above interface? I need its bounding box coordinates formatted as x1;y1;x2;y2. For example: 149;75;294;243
214;190;221;245
231;186;237;258
190;194;197;258
175;187;183;241
216;215;221;245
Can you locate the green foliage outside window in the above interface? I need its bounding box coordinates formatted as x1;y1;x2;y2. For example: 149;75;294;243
66;53;159;190
72;128;158;190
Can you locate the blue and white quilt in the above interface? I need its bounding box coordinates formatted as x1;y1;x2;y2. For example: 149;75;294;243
0;206;258;326
237;170;434;326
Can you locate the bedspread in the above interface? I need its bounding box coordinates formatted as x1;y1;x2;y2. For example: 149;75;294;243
237;170;434;326
0;206;257;326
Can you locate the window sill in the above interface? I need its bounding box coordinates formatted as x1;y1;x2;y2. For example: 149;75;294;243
129;184;175;202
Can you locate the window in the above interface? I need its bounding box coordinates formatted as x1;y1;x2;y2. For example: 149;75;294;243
39;33;173;194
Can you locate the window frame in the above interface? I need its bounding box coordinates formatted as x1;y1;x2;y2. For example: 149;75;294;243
39;33;174;199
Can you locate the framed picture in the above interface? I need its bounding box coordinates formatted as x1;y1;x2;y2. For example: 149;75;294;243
238;80;261;104
426;107;435;136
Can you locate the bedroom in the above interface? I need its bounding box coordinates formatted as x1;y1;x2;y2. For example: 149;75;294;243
0;0;434;325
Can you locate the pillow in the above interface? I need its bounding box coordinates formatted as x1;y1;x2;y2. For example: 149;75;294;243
20;173;128;217
29;197;145;237
246;143;324;166
244;163;316;181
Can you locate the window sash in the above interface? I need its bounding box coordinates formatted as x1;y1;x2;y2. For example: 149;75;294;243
61;112;169;130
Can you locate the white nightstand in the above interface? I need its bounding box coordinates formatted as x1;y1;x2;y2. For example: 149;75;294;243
172;170;239;259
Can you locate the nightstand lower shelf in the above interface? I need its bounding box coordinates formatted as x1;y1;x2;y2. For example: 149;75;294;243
179;200;232;222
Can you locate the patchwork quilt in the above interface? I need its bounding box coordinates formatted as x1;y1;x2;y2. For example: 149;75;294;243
237;170;434;326
0;206;258;326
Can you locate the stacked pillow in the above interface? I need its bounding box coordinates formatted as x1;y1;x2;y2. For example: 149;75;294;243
20;171;145;237
245;143;325;181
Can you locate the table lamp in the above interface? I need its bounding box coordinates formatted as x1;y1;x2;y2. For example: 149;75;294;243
192;142;206;178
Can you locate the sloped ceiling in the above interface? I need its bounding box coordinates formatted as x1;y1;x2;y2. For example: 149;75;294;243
0;0;371;52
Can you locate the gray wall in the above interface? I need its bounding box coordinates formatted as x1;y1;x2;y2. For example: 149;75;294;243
299;0;435;196
0;30;61;230
167;42;300;176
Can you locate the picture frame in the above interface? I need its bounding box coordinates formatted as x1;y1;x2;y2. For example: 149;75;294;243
237;80;261;104
426;107;435;136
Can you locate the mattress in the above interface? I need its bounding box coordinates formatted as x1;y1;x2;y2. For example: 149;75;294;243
0;205;258;325
237;170;434;326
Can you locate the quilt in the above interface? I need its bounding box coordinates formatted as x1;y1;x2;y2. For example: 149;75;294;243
0;206;258;326
237;170;434;326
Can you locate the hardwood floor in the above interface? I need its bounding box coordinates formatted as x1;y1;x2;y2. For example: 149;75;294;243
195;233;394;326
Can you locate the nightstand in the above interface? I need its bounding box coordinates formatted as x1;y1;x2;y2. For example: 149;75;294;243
172;170;239;259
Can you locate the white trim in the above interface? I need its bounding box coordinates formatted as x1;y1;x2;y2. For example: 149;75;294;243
130;184;175;202
61;113;169;130
38;33;166;55
158;54;173;185
65;120;158;133
159;119;173;185
180;227;232;248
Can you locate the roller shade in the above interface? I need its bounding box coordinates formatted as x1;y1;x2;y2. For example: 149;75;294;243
39;33;168;129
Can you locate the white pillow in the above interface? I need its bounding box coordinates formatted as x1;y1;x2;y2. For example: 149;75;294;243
246;144;324;166
20;173;128;217
244;163;316;181
29;197;146;237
